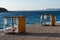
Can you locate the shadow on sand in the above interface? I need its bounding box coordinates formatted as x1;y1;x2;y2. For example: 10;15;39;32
6;32;60;37
42;25;60;27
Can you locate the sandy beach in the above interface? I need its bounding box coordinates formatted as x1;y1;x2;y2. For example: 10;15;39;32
0;23;60;40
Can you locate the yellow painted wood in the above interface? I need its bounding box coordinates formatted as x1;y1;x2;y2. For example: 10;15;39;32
50;14;55;26
18;16;26;33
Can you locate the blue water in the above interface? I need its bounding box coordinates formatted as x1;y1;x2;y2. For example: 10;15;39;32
0;11;60;29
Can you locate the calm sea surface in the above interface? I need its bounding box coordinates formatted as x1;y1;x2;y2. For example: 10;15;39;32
0;11;60;29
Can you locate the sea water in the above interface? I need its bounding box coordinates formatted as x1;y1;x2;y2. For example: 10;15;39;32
0;11;60;29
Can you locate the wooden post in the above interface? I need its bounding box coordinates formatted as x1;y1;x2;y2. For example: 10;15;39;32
50;14;55;26
18;16;26;33
40;15;42;26
11;17;14;32
44;15;47;25
4;18;7;33
16;18;18;32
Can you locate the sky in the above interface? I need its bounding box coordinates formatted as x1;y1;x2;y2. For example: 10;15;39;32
0;0;60;11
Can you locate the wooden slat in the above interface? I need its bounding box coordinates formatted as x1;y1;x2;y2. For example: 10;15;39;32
4;18;7;33
50;14;55;26
18;16;26;33
11;17;14;32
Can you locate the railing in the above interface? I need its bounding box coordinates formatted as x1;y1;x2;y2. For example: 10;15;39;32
2;14;56;34
4;16;26;33
40;14;56;26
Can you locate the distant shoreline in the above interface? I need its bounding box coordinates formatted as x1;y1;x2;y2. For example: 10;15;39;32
0;7;8;12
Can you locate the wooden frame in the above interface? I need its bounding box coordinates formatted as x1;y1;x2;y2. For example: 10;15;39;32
4;16;26;33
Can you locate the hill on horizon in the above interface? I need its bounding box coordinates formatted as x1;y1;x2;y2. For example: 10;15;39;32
0;7;8;12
